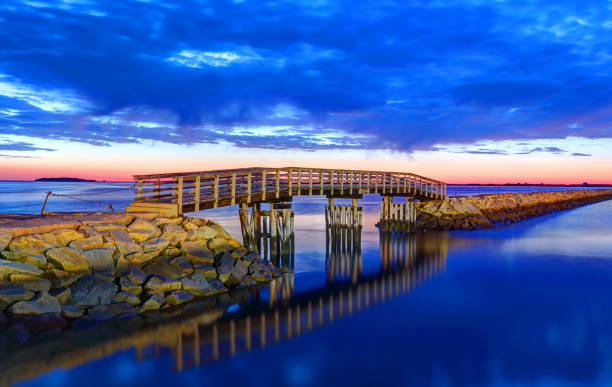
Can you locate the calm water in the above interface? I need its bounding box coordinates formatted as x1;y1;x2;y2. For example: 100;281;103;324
2;182;612;386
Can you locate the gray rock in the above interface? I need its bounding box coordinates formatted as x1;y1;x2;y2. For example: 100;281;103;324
143;260;183;279
120;262;147;285
45;247;90;274
217;252;246;286
208;237;232;255
70;275;118;307
82;248;115;274
9;234;58;255
170;256;194;277
139;294;164;312
69;234;104;250
181;273;227;296
119;277;142;296
187;225;217;241
241;252;260;266
9;292;61;315
142;237;170;254
145;275;182;293
44;269;80;288
0;259;42;279
113;291;141;305
87;303;136;320
192;262;217;278
181;241;214;263
61;304;83;319
50;287;71;304
9;274;51;292
161;223;188;245
107;228;141;257
166;289;193;305
1;251;47;269
127;218;161;242
0;280;34;308
231;247;248;259
249;261;274;282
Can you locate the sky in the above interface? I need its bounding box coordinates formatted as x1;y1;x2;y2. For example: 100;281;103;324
0;0;611;183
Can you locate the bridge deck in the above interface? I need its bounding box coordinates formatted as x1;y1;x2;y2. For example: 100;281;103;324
127;167;447;215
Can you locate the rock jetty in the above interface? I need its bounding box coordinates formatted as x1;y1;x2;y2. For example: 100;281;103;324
0;212;281;344
417;189;612;231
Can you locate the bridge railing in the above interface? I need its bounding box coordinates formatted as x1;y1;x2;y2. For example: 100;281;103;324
133;167;447;211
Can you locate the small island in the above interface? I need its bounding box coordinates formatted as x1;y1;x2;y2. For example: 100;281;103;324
35;177;97;182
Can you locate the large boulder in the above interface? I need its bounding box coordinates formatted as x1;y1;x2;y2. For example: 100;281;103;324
145;275;182;293
139;294;164;312
70;275;118;307
141;237;170;254
143;260;184;279
166;289;193;305
69;234;104;250
160;223;187;245
9;291;61;315
44;269;80;288
117;260;147;285
208;238;232;255
170;256;193;277
107;229;141;257
192;262;217;278
50;287;71;304
82;248;115;274
127;218;160;242
187;225;218;241
0;259;42;279
181;241;214;263
119;277;142;296
45;247;90;274
9;234;58;255
181;273;227;296
113;291;140;305
216;252;247;286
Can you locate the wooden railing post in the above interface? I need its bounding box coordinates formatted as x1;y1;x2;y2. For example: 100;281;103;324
177;176;183;214
247;172;252;203
231;172;236;205
213;174;219;208
319;169;324;195
137;179;143;200
275;169;280;199
309;169;313;195
262;170;266;201
297;168;301;194
330;170;334;194
195;175;200;211
382;173;386;194
288;168;293;196
340;170;344;194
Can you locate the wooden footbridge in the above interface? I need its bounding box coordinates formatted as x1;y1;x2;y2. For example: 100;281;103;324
126;167;447;218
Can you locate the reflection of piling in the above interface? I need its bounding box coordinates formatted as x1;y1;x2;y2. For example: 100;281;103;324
325;202;363;284
379;196;417;232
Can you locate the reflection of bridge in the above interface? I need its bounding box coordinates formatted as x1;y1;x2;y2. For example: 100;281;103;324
0;228;448;386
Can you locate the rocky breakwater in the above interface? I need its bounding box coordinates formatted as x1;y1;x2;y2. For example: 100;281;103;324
417;189;612;231
0;212;281;344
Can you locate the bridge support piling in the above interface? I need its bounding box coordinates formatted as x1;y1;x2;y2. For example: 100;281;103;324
379;196;417;232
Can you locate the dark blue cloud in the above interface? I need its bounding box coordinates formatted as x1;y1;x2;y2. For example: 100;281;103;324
0;0;611;151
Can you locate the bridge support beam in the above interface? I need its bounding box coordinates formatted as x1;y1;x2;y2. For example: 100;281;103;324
378;196;417;233
325;197;362;229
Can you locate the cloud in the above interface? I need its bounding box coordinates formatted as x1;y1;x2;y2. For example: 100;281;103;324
0;139;55;152
0;0;611;151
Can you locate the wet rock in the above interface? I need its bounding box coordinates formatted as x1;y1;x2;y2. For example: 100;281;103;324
51;228;84;246
1;251;47;268
248;261;274;282
142;237;170;254
9;274;51;292
69;234;104;250
231;247;248;259
163;247;181;257
192;262;217;278
216;252;247;286
9;291;62;315
160;223;187;245
181;273;227;296
44;269;80;288
0;280;33;308
107;229;141;257
145;275;182;293
113;291;141;305
166;289;193;305
50;287;71;304
139;294;164;312
119;262;147;285
170;256;194;277
87;303;135;320
70;275;118;307
119;277;142;296
8;233;58;255
127;218;160;242
0;259;43;279
0;232;11;251
82;248;115;274
182;241;214;263
208;238;231;255
61;304;83;319
216;252;234;281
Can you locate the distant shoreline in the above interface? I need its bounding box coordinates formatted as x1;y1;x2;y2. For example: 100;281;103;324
34;177;97;182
